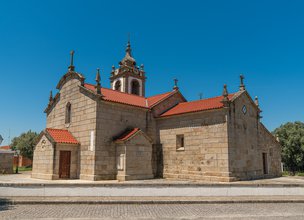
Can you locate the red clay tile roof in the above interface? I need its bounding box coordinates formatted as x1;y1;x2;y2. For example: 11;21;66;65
160;94;235;117
46;128;79;144
84;83;175;109
114;128;140;142
0;145;11;150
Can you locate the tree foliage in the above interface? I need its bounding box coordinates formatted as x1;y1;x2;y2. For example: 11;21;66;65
10;130;39;160
273;121;304;174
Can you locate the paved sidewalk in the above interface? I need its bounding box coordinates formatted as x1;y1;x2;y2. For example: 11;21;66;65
1;172;304;186
2;172;304;202
1;203;304;220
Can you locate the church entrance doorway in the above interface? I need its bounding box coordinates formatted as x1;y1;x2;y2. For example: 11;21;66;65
59;151;71;179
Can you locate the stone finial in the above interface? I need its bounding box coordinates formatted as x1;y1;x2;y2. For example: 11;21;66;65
173;78;179;90
239;74;245;91
95;68;101;95
111;65;115;75
126;38;132;56
140;64;144;71
254;96;259;107
49;91;53;103
222;84;228;100
68;50;75;72
221;84;230;107
255;96;263;119
119;37;136;67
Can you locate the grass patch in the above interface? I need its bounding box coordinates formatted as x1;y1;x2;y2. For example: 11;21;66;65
282;171;304;176
13;166;32;172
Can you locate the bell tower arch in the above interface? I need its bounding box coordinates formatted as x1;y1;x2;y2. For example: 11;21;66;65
110;40;146;96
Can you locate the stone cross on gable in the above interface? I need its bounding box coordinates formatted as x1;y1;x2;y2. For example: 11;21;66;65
239;74;245;91
68;50;75;72
70;50;74;66
173;78;179;90
95;68;102;95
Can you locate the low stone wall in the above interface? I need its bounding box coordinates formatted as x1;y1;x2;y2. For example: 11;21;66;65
0;150;14;174
13;156;32;167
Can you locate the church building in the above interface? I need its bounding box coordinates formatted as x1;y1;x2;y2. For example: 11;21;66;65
32;41;281;182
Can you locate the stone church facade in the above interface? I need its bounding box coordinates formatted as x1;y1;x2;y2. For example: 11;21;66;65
32;41;281;182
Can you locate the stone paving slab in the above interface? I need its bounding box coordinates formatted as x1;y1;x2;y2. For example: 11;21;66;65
1;203;304;220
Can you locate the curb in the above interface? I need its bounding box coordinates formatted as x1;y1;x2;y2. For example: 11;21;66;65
1;183;304;187
2;198;304;205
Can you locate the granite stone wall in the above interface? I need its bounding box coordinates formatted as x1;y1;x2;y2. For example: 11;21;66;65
157;110;233;182
116;134;153;181
151;92;186;177
95;101;152;180
32;136;54;180
151;92;185;117
227;91;281;180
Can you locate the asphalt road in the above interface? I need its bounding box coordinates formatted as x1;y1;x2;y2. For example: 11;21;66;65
0;203;304;219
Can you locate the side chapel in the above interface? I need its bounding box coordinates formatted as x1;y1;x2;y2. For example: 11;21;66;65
32;41;281;182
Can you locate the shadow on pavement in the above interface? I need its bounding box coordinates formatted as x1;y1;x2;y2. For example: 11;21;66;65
0;198;13;212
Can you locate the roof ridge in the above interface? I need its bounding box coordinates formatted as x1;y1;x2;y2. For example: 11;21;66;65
159;93;236;118
45;128;79;145
146;90;173;99
85;83;175;100
85;83;146;99
46;128;68;130
114;128;141;142
146;90;177;107
182;93;236;104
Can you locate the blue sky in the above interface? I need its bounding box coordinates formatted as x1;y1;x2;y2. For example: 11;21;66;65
0;0;303;145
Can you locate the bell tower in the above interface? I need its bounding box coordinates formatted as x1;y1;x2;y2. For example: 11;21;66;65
110;40;146;96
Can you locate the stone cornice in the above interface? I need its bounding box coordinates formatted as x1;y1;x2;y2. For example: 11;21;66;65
44;93;60;114
56;71;85;90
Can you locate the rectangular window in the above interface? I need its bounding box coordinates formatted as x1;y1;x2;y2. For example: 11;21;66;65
262;153;268;174
176;134;185;151
65;103;71;124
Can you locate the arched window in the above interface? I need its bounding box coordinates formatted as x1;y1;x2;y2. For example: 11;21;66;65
65;102;71;124
114;80;121;91
131;80;140;95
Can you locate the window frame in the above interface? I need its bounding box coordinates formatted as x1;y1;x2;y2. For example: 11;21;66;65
114;80;121;91
176;134;185;151
131;79;140;95
65;102;72;125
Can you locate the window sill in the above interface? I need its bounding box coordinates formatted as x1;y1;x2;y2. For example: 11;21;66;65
176;147;185;151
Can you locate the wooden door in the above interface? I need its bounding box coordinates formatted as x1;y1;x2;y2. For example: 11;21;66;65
59;151;71;179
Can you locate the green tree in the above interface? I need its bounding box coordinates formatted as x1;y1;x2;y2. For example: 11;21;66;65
10;130;39;160
273;121;304;174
